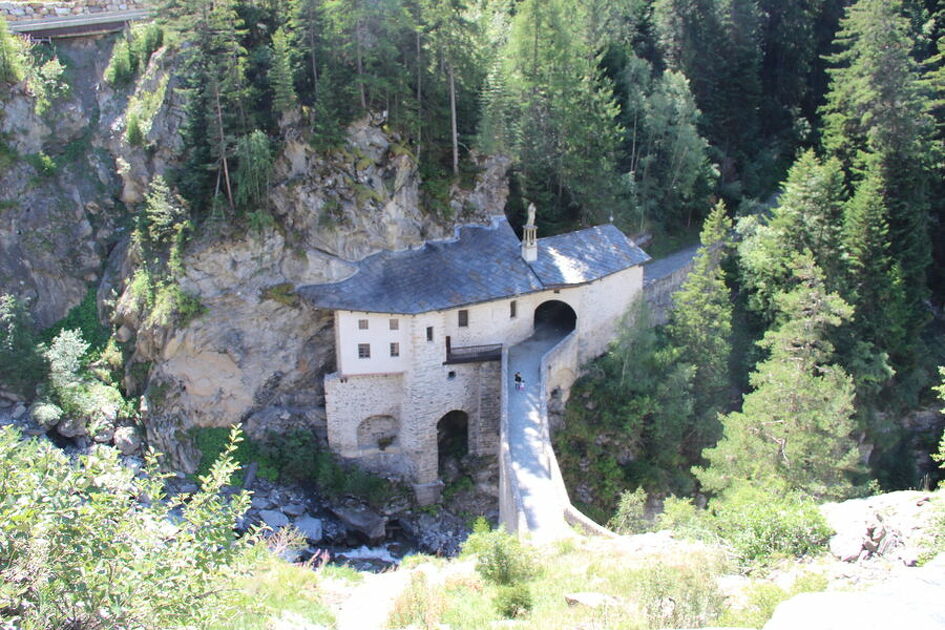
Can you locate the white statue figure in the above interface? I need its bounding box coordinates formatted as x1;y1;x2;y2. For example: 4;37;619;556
526;203;536;226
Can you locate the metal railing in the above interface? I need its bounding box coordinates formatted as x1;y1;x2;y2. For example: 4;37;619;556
445;343;502;364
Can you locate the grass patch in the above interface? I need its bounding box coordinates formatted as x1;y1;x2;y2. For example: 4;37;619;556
260;282;299;308
209;544;334;630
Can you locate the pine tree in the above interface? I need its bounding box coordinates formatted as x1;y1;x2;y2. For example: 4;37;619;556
233;130;273;212
737;150;847;320
696;255;859;501
667;201;733;456
821;0;937;396
269;27;298;115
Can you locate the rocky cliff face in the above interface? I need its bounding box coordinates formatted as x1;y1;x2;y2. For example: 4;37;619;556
1;33;511;471
0;37;127;328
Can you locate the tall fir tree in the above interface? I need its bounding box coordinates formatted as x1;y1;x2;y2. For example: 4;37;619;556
821;0;938;398
269;27;298;115
667;201;733;457
696;254;859;501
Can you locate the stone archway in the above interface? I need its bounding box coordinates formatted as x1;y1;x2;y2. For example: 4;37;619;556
534;299;577;336
357;415;399;451
437;410;469;480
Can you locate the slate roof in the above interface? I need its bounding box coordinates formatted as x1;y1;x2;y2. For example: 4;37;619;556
298;216;650;314
530;224;651;287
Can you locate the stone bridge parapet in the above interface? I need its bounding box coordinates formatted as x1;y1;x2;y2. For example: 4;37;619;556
1;0;147;23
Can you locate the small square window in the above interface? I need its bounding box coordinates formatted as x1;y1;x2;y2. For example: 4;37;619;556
357;343;371;359
390;342;400;357
389;318;399;331
426;326;434;342
358;319;369;330
448;371;456;380
458;310;469;327
510;300;517;318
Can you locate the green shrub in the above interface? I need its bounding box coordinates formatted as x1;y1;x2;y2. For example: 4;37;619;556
609;487;652;534
146;282;206;328
387;572;445;629
41;287;109;356
494;583;532;619
191;426;279;484
0;294;46;396
462;527;536;586
25;151;57;177
29;401;62;427
638;561;725;629
104;39;134;85
718;572;828;628
0;425;252;628
0;15;24;84
710;485;833;564
261;283;300;308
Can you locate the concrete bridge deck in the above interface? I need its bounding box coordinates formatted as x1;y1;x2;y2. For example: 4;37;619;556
506;329;574;543
6;8;149;38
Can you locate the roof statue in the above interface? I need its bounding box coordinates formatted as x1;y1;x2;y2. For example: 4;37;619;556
526;203;536;227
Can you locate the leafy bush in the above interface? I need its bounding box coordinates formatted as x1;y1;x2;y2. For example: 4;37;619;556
29;401;62;427
638;560;725;629
710;484;833;564
41;287;109;355
494;583;532;619
462;526;536;586
146;282;206;328
24;151;56;177
0;425;252;628
0;294;46;396
610;487;652;534
0;15;24;84
387;572;445;629
191;426;279;483
105;39;134;85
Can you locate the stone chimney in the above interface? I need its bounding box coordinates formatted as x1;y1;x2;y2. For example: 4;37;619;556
522;203;538;262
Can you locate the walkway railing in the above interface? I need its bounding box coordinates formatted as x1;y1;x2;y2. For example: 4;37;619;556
445;343;502;365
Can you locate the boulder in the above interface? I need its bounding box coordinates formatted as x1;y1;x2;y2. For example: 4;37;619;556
330;504;387;542
283;503;306;517
764;555;945;630
293;515;323;543
113;426;142;456
56;415;88;438
260;509;290;530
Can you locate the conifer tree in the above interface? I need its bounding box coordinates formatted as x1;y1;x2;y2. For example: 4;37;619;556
269;27;298;115
821;0;937;397
737;150;847;320
696;255;859;501
667;201;733;455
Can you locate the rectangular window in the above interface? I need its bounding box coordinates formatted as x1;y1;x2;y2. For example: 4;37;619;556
358;319;369;330
458;309;469;327
510;300;517;318
390;342;400;357
426;326;434;341
389;318;399;331
357;343;371;359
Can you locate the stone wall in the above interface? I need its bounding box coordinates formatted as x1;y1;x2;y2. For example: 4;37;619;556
1;0;148;22
642;246;699;326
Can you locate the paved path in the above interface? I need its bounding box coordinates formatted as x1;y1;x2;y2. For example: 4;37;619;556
506;327;573;543
643;243;700;287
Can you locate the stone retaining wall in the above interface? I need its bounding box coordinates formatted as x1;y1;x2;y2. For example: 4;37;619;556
1;0;147;23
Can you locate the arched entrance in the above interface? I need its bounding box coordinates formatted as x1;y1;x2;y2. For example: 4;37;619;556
534;300;577;336
437;410;469;479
